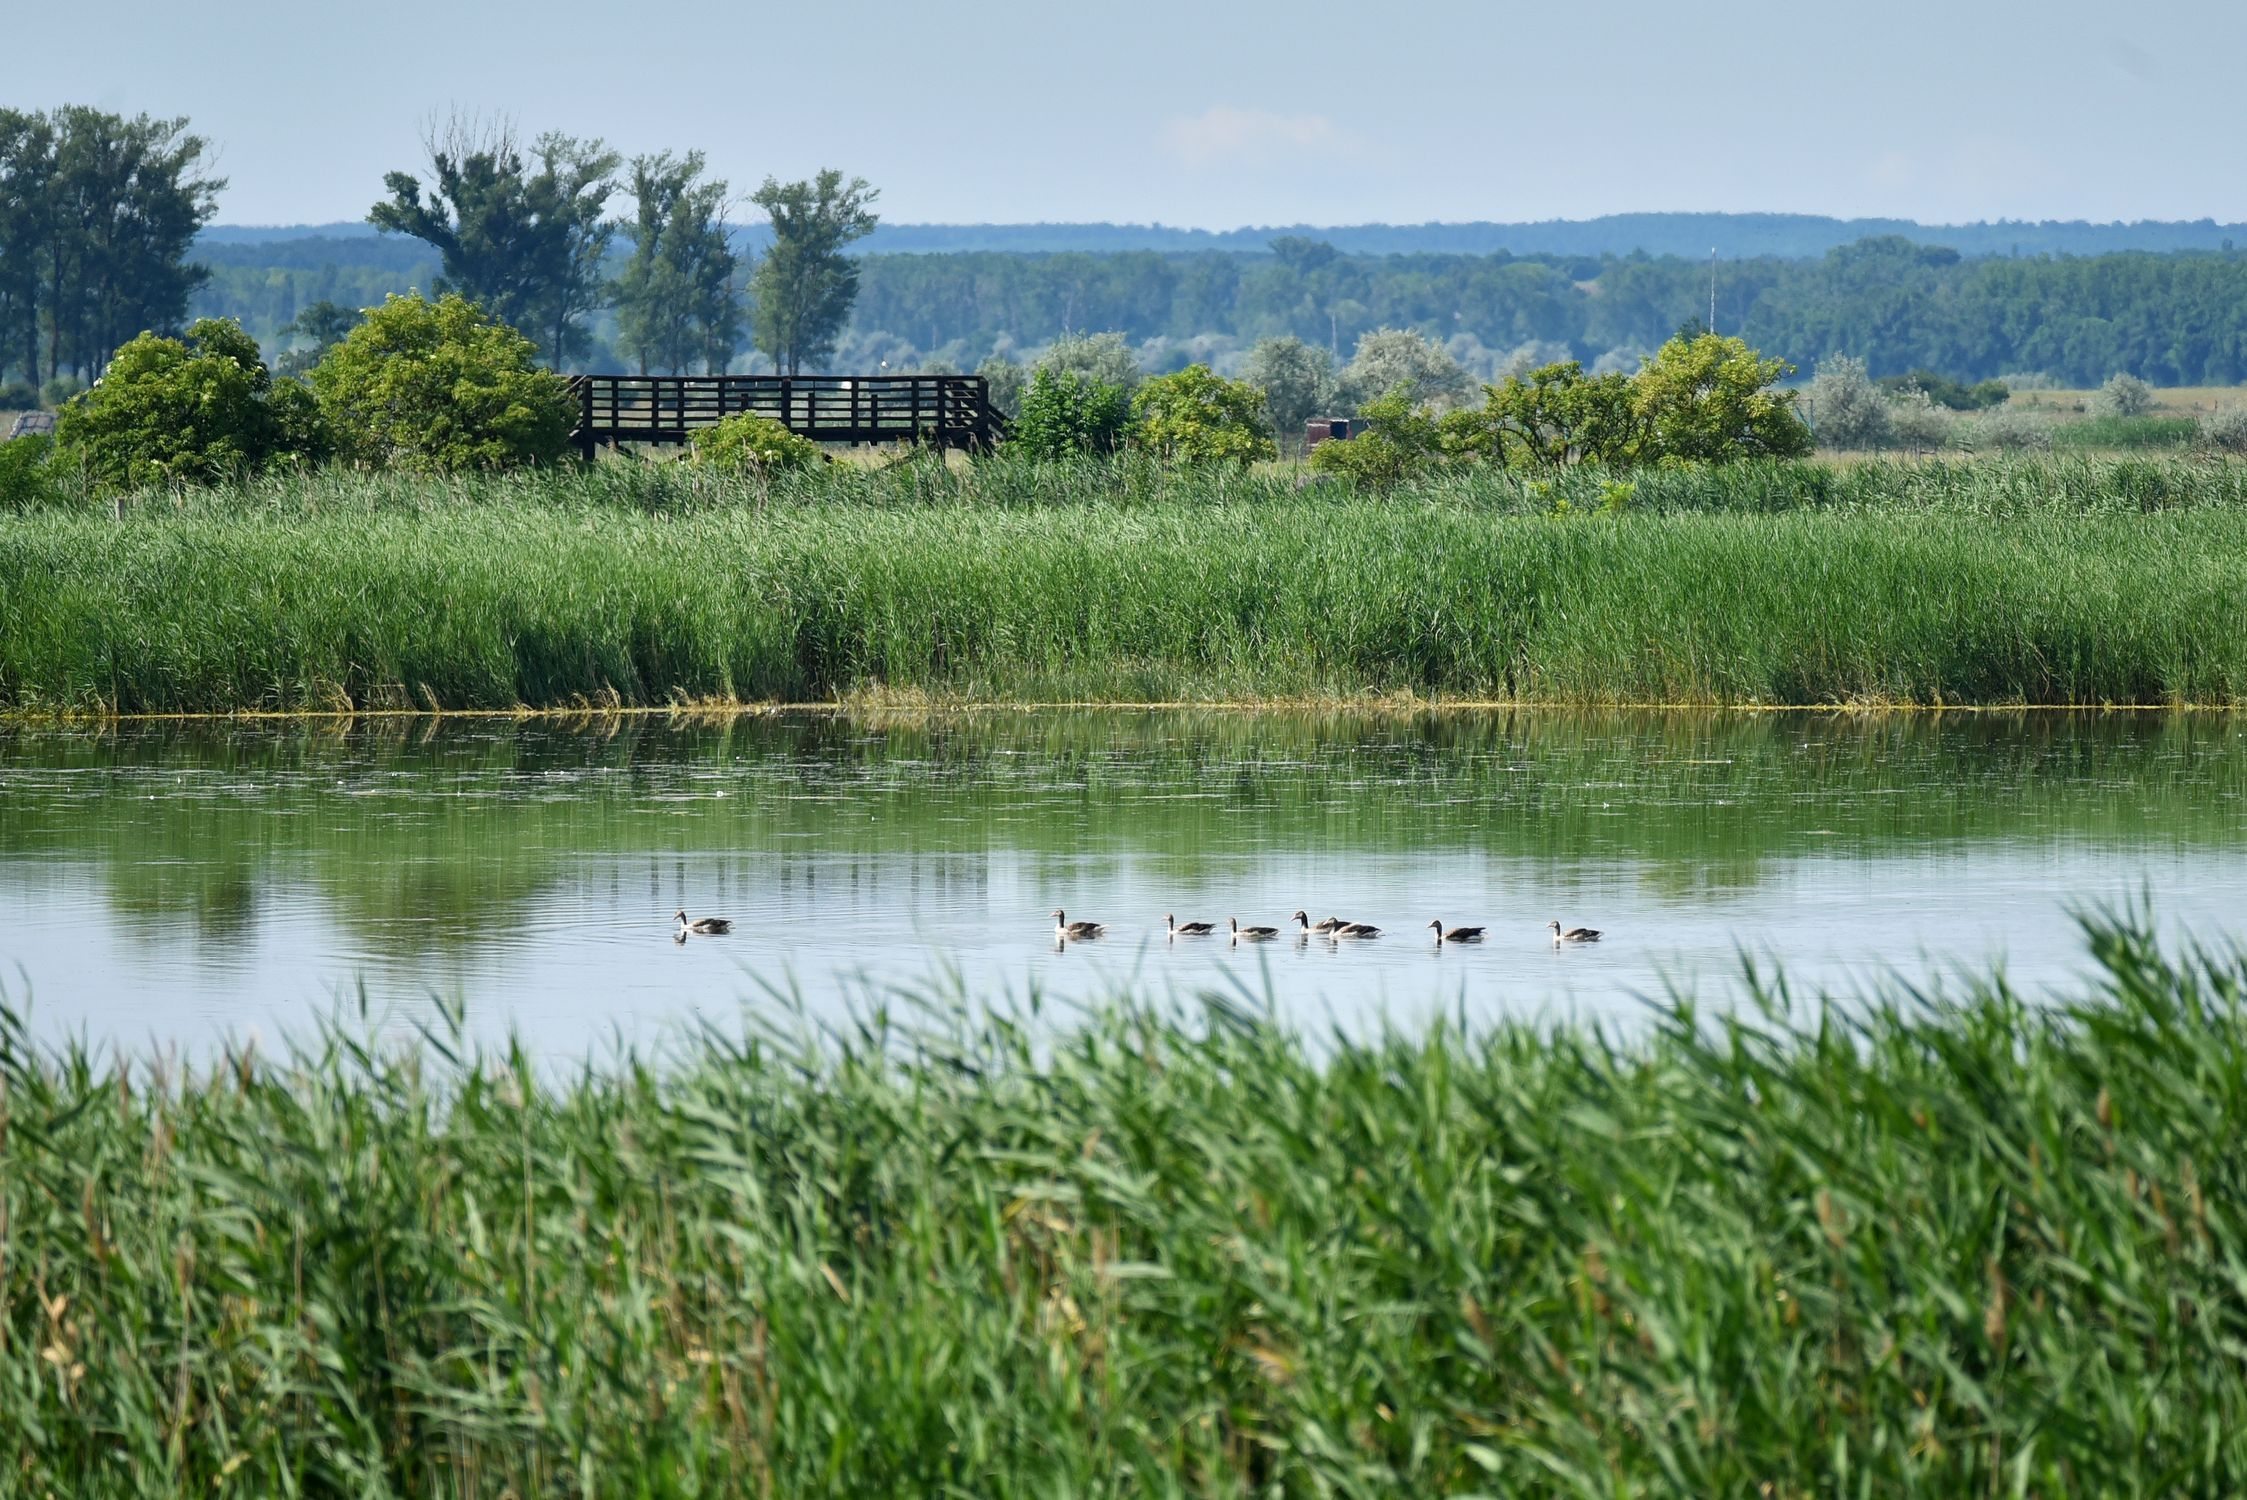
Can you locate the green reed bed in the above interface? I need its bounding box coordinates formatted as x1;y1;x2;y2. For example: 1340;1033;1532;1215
3;916;2245;1494
16;452;2247;520
5;487;2247;709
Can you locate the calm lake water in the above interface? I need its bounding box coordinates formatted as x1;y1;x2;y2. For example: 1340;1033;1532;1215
2;710;2244;1056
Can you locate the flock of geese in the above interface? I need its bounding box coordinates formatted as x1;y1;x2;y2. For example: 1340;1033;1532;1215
674;906;1601;946
1062;909;1602;946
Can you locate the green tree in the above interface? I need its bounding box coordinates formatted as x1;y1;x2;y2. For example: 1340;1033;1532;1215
1131;364;1275;465
1007;369;1134;459
275;300;361;377
309;293;573;472
749;170;879;375
1239;336;1337;448
0;107;221;386
976;354;1025;418
1454;361;1645;468
369;119;620;365
1632;332;1812;462
1034;330;1141;390
0;109;54;388
1805;354;1892;450
613;151;742;375
51;318;310;491
1339;328;1471;412
1307;389;1446;490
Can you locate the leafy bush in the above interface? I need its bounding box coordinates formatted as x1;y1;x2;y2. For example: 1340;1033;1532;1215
1;378;40;411
1307;390;1446;489
2094;373;2156;418
1130;364;1275;466
688;412;824;475
2200;405;2247;455
310;292;574;472
51;319;312;493
1449;362;1644;467
1632;333;1813;463
1966;406;2055;452
1008;369;1135;460
0;432;60;510
1806;354;1892;450
1884;388;1956;454
1873;369;2009;411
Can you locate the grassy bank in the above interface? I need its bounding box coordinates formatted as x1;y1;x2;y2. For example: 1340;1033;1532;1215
3;916;2244;1492
6;477;2247;708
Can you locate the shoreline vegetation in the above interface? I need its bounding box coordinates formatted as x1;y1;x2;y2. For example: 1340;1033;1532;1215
8;455;2247;714
3;914;2244;1491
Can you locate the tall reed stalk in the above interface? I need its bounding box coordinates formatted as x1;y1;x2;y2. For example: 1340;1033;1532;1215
6;486;2247;709
1;915;2244;1492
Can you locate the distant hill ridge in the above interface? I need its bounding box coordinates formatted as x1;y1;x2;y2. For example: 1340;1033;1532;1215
197;212;2247;261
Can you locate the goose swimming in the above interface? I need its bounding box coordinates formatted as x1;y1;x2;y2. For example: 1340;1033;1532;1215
675;909;732;936
1427;919;1485;944
1052;909;1106;940
1231;916;1279;941
1167;913;1216;936
1549;920;1602;943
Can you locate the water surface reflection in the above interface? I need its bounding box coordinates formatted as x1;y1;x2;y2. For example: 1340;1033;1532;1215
2;709;2242;1053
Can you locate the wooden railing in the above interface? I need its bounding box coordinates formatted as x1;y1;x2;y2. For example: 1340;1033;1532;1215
566;374;1007;457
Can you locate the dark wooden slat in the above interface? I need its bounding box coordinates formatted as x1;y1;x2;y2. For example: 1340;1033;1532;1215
567;373;1007;453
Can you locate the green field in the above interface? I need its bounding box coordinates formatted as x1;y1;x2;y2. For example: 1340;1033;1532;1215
2;914;2242;1493
6;457;2247;712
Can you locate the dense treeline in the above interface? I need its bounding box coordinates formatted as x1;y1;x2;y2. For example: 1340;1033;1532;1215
0;107;221;395
847;237;2247;386
181;233;2247;388
191;209;2247;258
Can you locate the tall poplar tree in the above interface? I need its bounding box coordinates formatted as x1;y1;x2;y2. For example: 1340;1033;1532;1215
748;170;878;375
612;152;742;375
0;107;219;387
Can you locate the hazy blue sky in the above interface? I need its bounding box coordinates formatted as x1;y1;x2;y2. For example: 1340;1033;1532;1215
6;0;2242;228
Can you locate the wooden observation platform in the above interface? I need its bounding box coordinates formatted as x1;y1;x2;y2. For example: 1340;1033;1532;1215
566;374;1008;458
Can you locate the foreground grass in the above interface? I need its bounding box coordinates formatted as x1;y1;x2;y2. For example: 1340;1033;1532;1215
6;479;2247;708
3;916;2245;1493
